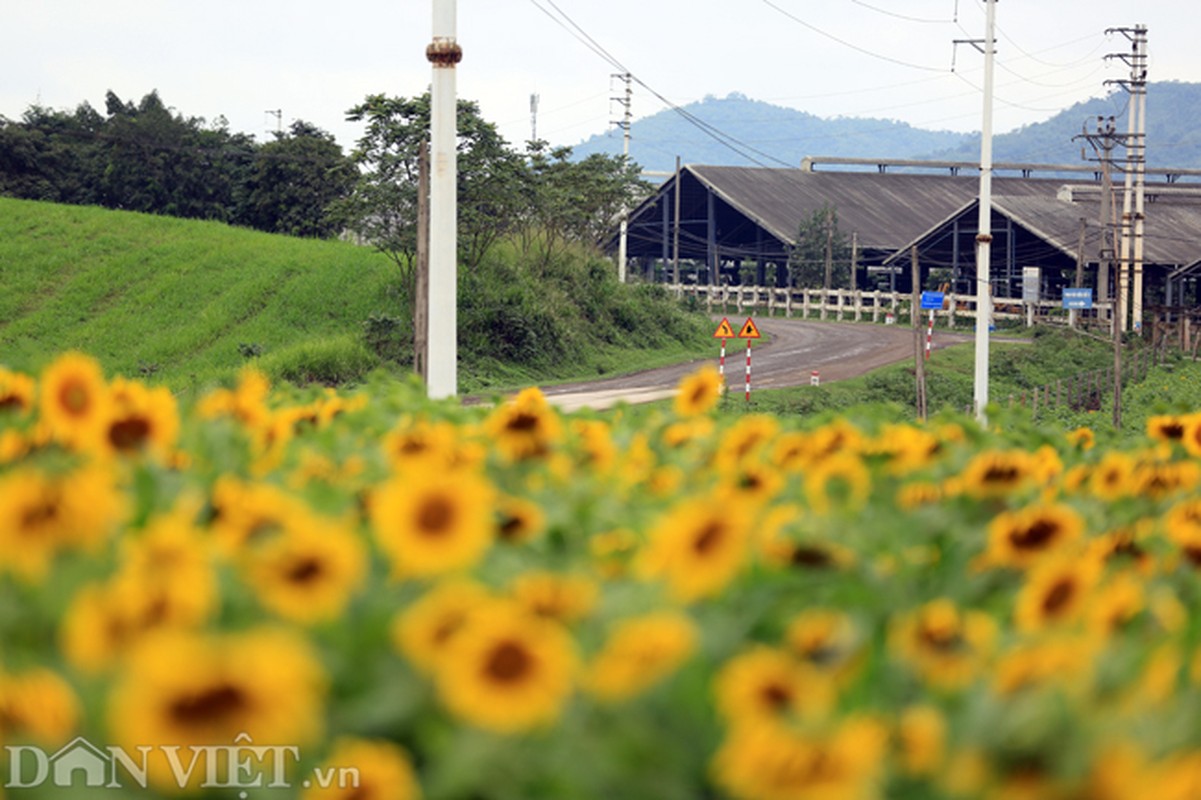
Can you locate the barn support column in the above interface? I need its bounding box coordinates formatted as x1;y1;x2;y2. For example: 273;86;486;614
660;194;670;282
952;218;961;293
707;191;717;286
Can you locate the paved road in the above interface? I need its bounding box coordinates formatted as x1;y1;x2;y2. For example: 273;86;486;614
538;319;972;411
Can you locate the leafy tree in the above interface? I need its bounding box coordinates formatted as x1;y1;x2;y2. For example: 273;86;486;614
240;120;356;238
0;103;105;204
332;92;526;285
516;140;649;268
788;204;852;289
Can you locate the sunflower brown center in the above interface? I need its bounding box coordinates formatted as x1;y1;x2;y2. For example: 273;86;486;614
692;521;725;554
484;640;532;683
791;546;832;568
0;394;24;412
1041;579;1076;615
982;465;1020;484
416;495;456;537
497;513;525;542
169;683;248;726
506;412;540;433
20;499;60;532
108;416;152;451
760;682;792;711
1009;520;1058;550
286;557;324;584
918;624;964;652
58;380;91;416
1159;423;1185;440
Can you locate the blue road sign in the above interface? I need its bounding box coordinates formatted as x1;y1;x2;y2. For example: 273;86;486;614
1062;288;1093;310
920;291;944;310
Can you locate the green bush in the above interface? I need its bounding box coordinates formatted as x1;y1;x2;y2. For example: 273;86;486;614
259;335;379;386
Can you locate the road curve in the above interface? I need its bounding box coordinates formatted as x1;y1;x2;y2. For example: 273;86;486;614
537;319;971;412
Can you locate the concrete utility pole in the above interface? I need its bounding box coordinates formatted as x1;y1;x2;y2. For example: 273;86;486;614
672;155;681;284
1106;25;1148;332
530;93;540;143
414;141;430;380
426;0;461;399
612;72;633;282
971;0;997;423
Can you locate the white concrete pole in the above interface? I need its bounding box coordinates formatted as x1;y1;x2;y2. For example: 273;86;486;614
972;0;996;423
426;0;460;398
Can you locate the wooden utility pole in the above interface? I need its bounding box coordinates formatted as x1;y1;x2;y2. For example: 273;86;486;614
414;140;430;380
912;245;927;420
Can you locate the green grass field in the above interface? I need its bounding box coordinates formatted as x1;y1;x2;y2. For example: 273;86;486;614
0;198;714;395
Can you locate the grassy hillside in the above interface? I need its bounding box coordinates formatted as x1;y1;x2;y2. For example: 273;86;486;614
0;197;713;393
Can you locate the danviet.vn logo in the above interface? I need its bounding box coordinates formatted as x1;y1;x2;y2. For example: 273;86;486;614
5;733;359;794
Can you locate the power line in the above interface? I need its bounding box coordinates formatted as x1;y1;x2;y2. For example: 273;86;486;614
848;0;955;25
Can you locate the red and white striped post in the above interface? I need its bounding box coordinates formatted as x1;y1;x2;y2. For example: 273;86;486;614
745;339;752;402
925;309;934;360
719;338;726;378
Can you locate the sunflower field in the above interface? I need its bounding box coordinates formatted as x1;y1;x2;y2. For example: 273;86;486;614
4;353;1201;800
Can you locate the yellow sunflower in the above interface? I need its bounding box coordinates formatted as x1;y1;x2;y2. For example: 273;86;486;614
889;598;997;689
1067;426;1096;451
1181;412;1201;458
713;645;834;726
369;468;495;578
493;494;546;545
712;716;888;800
571;418;618;473
0;466;123;581
242;515;367;624
392;580;492;674
301;738;422;800
509;571;598;624
957;449;1037;498
992;634;1098;696
435;601;577;733
1014;554;1102;632
983;502;1084;570
896;705;947;777
673;365;724;417
99;377;179;460
0;667;80;746
784;609;864;687
804;452;871;515
37;351;111;449
714;414;780;471
1148;414;1189;444
583;611;698;702
1132;458;1201;500
639;495;753;602
108;627;325;790
0;366;35;416
484;387;563;461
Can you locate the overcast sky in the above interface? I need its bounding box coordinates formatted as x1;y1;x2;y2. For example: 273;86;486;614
3;1;1195;163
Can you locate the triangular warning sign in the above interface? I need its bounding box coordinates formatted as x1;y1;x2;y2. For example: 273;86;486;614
738;317;761;339
713;317;735;339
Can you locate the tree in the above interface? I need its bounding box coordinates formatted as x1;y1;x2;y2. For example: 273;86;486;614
516;140;649;268
332;93;526;285
788;204;852;289
240;120;356;238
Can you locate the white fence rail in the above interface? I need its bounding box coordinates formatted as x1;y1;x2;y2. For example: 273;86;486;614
665;284;1113;327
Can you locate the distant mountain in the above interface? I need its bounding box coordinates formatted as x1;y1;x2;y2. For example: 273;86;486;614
569;84;1201;175
569;92;969;174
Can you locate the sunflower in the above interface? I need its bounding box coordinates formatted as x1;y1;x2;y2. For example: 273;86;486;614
661;417;715;450
1086;523;1155;576
99;377;179;460
1181;413;1201;458
370;468;495;578
889;599;997;689
37;351;111;449
0;668;80;746
1088;573;1146;637
381;417;464;471
897;481;943;509
713;646;834;726
957;449;1037;498
1166;498;1201;552
509;571;598;624
1067;426;1096;451
494;494;546;545
1148;414;1189;444
108;627;325;790
897;705;946;777
1132;458;1201;501
639;495;753;602
583;611;697;702
712;716;888;800
0;466;123;580
867;423;942;475
484;387;563;461
1014;555;1102;632
804;452;871;515
1089;451;1137;501
0;367;35;416
242;515;367;624
983;502;1084;570
196;366;271;428
589;528;639;578
436;601;577;733
392;580;492;674
301;738;422;800
207;476;316;556
571;418;617;473
784;609;864;686
673;365;724;417
992;635;1098;696
714;415;780;471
